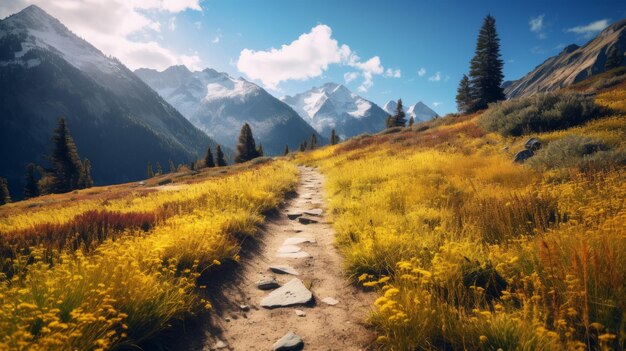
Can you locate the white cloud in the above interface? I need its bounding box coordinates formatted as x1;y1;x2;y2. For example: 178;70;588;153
168;17;176;31
417;67;426;77
529;14;547;39
566;19;610;38
237;24;391;91
0;0;203;70
428;72;441;82
212;35;221;43
432;102;443;107
385;68;401;78
343;71;359;84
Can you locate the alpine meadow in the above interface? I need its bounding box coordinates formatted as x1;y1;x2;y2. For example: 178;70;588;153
0;1;625;351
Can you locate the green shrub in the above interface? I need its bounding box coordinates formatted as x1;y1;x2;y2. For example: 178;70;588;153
479;93;606;136
528;135;626;170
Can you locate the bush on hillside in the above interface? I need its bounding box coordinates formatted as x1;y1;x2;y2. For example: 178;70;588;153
527;135;626;170
479;92;606;136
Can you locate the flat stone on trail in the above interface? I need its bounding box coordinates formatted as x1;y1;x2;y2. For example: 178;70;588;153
277;251;311;259
257;277;280;290
282;237;316;245
272;331;304;351
303;208;323;216
295;309;306;317
269;265;300;275
298;216;318;224
277;245;302;253
321;297;339;306
261;278;313;308
287;212;303;220
211;339;228;349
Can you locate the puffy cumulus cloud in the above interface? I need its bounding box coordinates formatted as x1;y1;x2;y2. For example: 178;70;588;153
385;68;401;78
417;67;426;77
428;72;441;82
0;0;204;70
343;71;359;84
529;14;546;38
237;24;394;92
566;19;610;38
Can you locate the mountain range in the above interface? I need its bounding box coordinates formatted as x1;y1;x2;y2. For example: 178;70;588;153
135;66;321;155
0;5;218;197
505;19;626;98
383;100;439;122
281;83;388;139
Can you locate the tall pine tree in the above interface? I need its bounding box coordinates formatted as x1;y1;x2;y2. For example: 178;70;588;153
456;74;473;114
330;129;340;145
48;118;85;194
205;145;215;168
216;145;227;166
80;159;93;188
0;177;11;205
147;163;154;178
23;163;40;199
257;144;264;157
309;133;318;150
468;15;505;111
390;99;406;127
235;123;260;163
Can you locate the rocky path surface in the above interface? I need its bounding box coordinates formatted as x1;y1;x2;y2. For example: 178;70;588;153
202;166;373;350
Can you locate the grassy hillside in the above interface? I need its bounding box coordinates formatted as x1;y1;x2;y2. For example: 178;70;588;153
296;73;626;350
0;160;298;350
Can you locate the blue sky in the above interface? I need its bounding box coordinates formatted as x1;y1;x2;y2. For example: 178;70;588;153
3;0;625;114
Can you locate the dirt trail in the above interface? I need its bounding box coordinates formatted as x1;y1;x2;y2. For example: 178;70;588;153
202;166;374;350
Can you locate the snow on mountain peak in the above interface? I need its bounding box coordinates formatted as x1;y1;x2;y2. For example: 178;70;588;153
1;5;121;74
383;100;437;122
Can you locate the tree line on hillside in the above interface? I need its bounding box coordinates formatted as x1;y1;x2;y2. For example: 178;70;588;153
1;117;93;205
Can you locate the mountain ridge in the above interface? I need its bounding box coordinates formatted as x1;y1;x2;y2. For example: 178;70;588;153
504;19;626;98
0;5;218;197
281;83;388;139
135;65;322;155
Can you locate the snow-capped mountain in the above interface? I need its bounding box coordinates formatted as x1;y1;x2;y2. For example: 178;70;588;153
0;5;216;197
135;66;321;155
281;83;388;139
383;100;438;122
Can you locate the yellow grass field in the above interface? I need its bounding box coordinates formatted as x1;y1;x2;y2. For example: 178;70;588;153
296;80;626;350
0;161;298;350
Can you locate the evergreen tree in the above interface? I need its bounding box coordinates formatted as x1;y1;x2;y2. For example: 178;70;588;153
309;133;318;150
204;146;215;168
168;160;176;173
257;144;264;157
48;118;84;193
0;178;10;205
393;99;407;127
386;114;393;128
156;162;163;175
189;161;196;171
456;74;473;114
330;129;340;145
468;15;505;111
284;145;290;155
147;163;154;178
299;141;308;152
605;45;623;71
408;116;415;127
23;163;40;199
80;159;93;188
235;123;260;163
216;145;227;166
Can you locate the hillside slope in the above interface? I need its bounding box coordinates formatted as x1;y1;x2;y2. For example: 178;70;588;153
505;19;626;98
135;66;321;155
0;5;217;197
